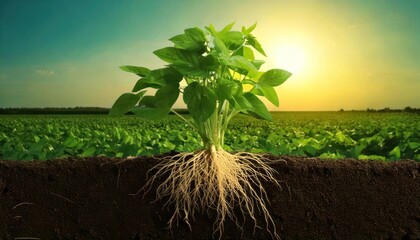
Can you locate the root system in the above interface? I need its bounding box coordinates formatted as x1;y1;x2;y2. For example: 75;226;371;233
143;149;284;239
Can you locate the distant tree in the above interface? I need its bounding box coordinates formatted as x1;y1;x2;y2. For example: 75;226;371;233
403;106;420;113
0;107;110;115
404;106;413;112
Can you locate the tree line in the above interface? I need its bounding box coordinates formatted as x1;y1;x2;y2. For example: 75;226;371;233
0;107;191;115
0;107;110;115
339;107;419;113
0;107;418;115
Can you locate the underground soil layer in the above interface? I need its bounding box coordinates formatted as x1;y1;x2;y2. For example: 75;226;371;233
0;154;419;240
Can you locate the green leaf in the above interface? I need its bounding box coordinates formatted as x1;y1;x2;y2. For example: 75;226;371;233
233;46;255;61
335;131;346;143
252;60;265;70
213;35;229;56
250;86;263;95
170;34;202;51
64;136;78;148
185;27;206;42
246;23;257;34
183;82;216;122
136;83;178;110
131;106;170;120
353;143;367;158
205;24;229;56
151;67;183;85
247;71;264;81
136;90;147;98
217;79;237;101
205;24;218;36
170;27;206;52
221;22;235;32
408;142;420;149
214;23;245;50
243;92;272;121
154;47;199;65
132;68;181;91
259;69;292;87
229;55;257;74
155;84;180;108
109;93;141;116
201;54;218;71
132;79;162;92
82;147;96;157
233;95;253;111
162;139;176;150
259;86;279;106
358;155;386;161
233;80;243;96
246;35;266;57
172;55;217;77
119;66;151;77
219;31;244;50
242;23;257;35
341;132;355;145
154;48;211;77
138;95;156;107
304;145;317;156
390;146;401;159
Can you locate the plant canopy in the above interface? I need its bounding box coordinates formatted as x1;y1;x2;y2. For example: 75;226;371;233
110;23;292;239
110;22;291;151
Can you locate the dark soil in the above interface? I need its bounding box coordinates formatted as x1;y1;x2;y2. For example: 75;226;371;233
0;154;419;240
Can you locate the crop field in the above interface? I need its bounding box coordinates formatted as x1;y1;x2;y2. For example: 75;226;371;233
0;112;419;161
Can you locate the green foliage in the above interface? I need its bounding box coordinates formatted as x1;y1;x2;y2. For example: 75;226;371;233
183;82;217;122
243;93;272;120
259;69;292;86
119;66;150;77
109;92;145;116
1;112;418;161
110;23;291;150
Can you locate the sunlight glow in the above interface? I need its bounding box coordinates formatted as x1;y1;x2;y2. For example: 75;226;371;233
272;45;306;74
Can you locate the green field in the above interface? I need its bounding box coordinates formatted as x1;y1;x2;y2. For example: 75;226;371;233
0;112;419;161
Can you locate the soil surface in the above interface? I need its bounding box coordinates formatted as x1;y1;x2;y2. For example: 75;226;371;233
0;154;419;240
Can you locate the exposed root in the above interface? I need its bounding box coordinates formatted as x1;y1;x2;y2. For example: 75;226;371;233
142;149;284;239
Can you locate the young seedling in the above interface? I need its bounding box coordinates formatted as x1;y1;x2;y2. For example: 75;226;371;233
110;23;291;239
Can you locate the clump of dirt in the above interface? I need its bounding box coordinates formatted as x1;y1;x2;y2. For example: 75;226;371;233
0;154;419;239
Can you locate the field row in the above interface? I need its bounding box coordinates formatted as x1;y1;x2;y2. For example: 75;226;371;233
0;112;419;161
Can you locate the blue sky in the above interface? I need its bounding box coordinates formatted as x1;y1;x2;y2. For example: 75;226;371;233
1;0;419;110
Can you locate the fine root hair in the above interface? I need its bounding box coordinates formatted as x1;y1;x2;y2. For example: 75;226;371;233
142;149;283;239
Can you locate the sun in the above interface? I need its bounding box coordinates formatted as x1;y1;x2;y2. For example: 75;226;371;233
272;45;306;74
